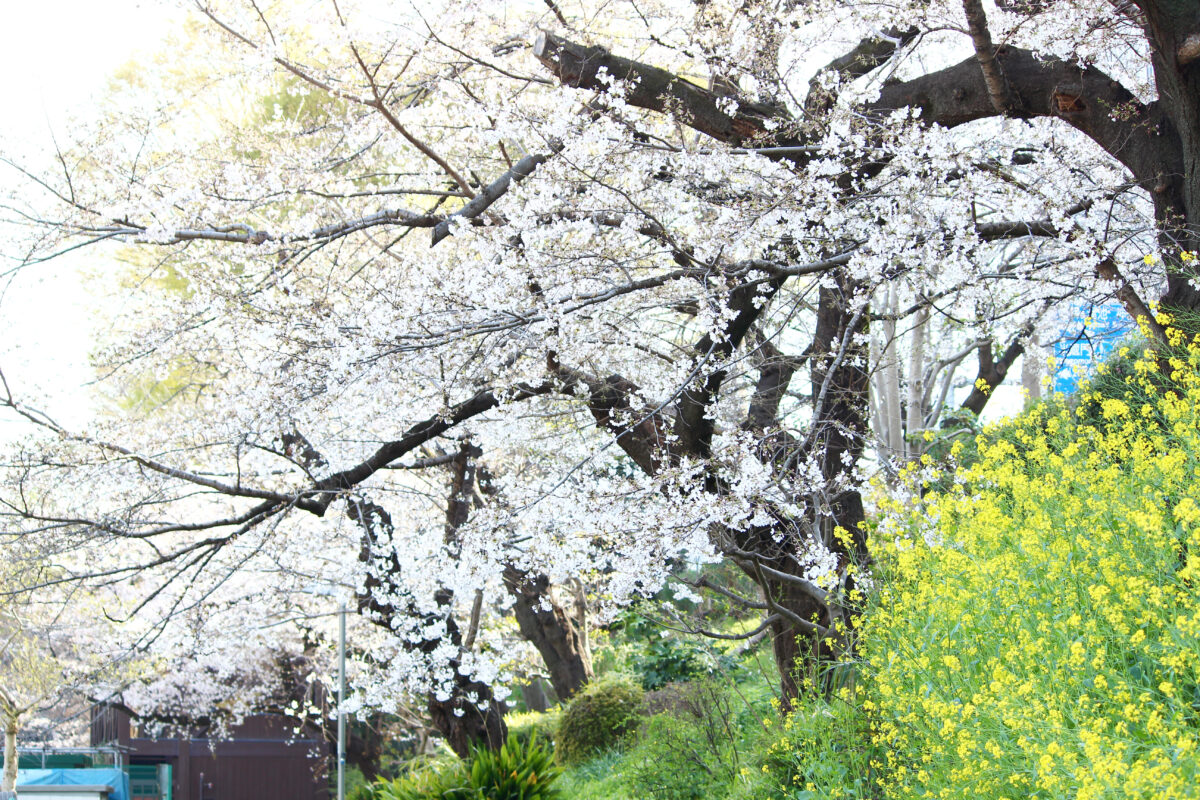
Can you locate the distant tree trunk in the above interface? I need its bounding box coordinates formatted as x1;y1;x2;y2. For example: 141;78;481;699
520;680;552;713
2;717;17;795
880;288;904;458
1022;337;1042;405
502;568;593;700
905;306;929;458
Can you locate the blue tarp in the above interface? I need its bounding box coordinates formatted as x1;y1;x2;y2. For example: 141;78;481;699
16;769;130;800
1053;302;1133;393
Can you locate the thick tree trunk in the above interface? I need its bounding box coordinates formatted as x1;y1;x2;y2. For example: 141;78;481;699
1142;1;1200;317
428;699;505;758
342;718;384;783
2;718;17;795
350;450;508;759
764;583;831;703
757;489;867;705
502;567;593;700
424;449;508;757
426;666;507;759
809;277;871;564
756;273;870;707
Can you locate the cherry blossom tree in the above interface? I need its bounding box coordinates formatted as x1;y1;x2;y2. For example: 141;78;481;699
0;557;140;793
3;0;1198;753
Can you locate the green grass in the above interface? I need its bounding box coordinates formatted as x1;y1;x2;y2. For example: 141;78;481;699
556;748;633;800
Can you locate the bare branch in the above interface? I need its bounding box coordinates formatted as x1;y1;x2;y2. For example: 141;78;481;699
1097;257;1168;343
805;26;918;118
692;575;768;610
961;0;1023;114
307;382;554;513
541;0;569;27
960;322;1033;416
89;207;443;247
533;32;791;152
432;150;556;245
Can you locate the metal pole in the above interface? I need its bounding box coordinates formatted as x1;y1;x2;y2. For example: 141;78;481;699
337;603;346;800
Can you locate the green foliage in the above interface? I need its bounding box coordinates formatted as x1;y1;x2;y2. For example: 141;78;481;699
624;682;744;800
370;735;562;800
468;733;562;800
554;675;644;765
739;697;878;800
343;767;372;800
550;664;879;800
554;748;630;800
372;757;472;800
631;632;733;690
610;610;736;690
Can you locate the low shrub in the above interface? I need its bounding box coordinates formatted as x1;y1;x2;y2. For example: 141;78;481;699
345;769;375;800
469;733;561;800
372;757;471;800
612;610;735;689
624;682;743;800
642;681;694;716
631;632;732;690
505;709;560;751
370;734;562;800
555;675;644;765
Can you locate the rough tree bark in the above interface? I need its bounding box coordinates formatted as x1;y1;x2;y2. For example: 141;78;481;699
1138;0;1200;315
502;567;593;701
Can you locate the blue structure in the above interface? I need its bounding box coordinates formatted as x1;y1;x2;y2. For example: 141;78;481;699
1053;302;1134;393
16;769;130;800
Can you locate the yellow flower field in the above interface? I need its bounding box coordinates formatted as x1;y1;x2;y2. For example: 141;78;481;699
865;336;1200;799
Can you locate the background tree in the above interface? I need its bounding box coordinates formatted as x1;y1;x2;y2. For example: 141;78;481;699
0;557;138;793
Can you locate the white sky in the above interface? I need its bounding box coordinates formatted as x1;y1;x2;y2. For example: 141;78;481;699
0;0;179;441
